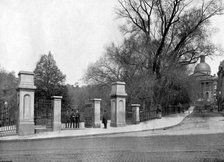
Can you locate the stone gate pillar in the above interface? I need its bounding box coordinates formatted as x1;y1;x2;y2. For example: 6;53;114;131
52;96;62;131
17;71;36;135
91;98;101;128
110;82;127;127
131;104;140;124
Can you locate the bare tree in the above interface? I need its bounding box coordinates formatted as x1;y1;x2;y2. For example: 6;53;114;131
116;0;223;78
84;39;145;86
84;0;223;108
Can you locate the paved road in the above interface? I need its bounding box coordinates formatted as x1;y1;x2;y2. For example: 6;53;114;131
1;112;224;162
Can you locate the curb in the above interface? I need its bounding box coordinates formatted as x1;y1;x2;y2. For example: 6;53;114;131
0;107;194;142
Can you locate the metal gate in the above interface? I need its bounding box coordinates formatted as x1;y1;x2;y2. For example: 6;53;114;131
34;99;53;129
84;103;93;128
126;106;133;124
0;101;17;136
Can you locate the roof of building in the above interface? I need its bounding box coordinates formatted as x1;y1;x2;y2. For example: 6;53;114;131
194;55;211;75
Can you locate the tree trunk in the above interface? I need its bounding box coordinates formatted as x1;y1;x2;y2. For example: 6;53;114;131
152;59;161;79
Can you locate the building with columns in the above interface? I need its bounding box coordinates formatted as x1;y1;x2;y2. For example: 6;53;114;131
191;55;217;102
217;60;224;111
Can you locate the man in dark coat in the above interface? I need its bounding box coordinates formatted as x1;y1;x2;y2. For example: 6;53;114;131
70;110;75;128
65;110;70;128
102;110;108;129
75;110;80;128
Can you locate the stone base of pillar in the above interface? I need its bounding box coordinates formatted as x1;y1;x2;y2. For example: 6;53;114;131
53;122;61;131
17;121;34;135
110;122;126;127
93;123;101;128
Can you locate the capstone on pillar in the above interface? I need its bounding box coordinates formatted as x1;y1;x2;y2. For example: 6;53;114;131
17;71;36;136
110;81;127;127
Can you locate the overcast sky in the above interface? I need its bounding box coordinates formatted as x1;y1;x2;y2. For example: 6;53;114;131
0;0;224;85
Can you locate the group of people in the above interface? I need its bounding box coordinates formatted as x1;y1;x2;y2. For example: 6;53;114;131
65;109;108;129
65;110;80;128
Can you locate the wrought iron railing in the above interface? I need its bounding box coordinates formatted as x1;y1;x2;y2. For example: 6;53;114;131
0;101;17;136
140;110;157;122
34;99;52;128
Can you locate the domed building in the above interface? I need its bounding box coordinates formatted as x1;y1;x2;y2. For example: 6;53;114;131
194;56;211;75
191;55;217;102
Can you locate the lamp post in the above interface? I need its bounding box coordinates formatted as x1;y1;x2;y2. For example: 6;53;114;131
4;101;8;126
218;91;222;111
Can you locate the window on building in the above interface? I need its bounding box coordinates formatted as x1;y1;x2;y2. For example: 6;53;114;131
206;92;209;99
206;82;209;91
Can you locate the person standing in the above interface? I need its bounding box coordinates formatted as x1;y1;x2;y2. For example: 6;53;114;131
65;110;70;128
75;110;80;128
102;110;108;129
70;110;75;128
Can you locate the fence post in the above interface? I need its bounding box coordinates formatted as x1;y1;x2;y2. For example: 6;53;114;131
17;71;36;135
131;104;140;124
51;96;62;131
110;82;127;127
91;98;101;128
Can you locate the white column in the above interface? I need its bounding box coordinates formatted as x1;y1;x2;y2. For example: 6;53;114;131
17;71;36;136
52;96;62;131
131;104;140;124
110;82;127;127
91;98;101;128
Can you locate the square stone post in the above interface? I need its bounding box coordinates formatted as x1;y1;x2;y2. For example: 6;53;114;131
110;82;127;127
17;71;36;136
131;104;140;124
91;98;101;128
51;96;62;131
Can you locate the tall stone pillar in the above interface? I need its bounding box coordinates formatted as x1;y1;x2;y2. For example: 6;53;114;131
110;82;127;127
91;98;101;128
17;71;36;135
52;96;62;131
132;104;140;124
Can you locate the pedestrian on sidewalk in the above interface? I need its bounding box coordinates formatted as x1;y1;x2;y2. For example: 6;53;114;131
70;110;75;128
102;110;108;129
156;104;162;119
75;110;80;128
65;110;70;128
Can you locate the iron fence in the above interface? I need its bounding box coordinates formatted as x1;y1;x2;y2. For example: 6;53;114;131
126;110;132;124
162;105;183;115
34;99;53;128
0;101;17;136
140;110;157;122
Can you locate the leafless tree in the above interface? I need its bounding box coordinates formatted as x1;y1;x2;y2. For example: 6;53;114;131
116;0;223;78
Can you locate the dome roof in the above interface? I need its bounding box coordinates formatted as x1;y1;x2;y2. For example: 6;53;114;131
194;56;211;75
194;63;211;74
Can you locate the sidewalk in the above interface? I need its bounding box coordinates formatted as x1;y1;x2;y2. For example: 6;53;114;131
0;106;194;141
